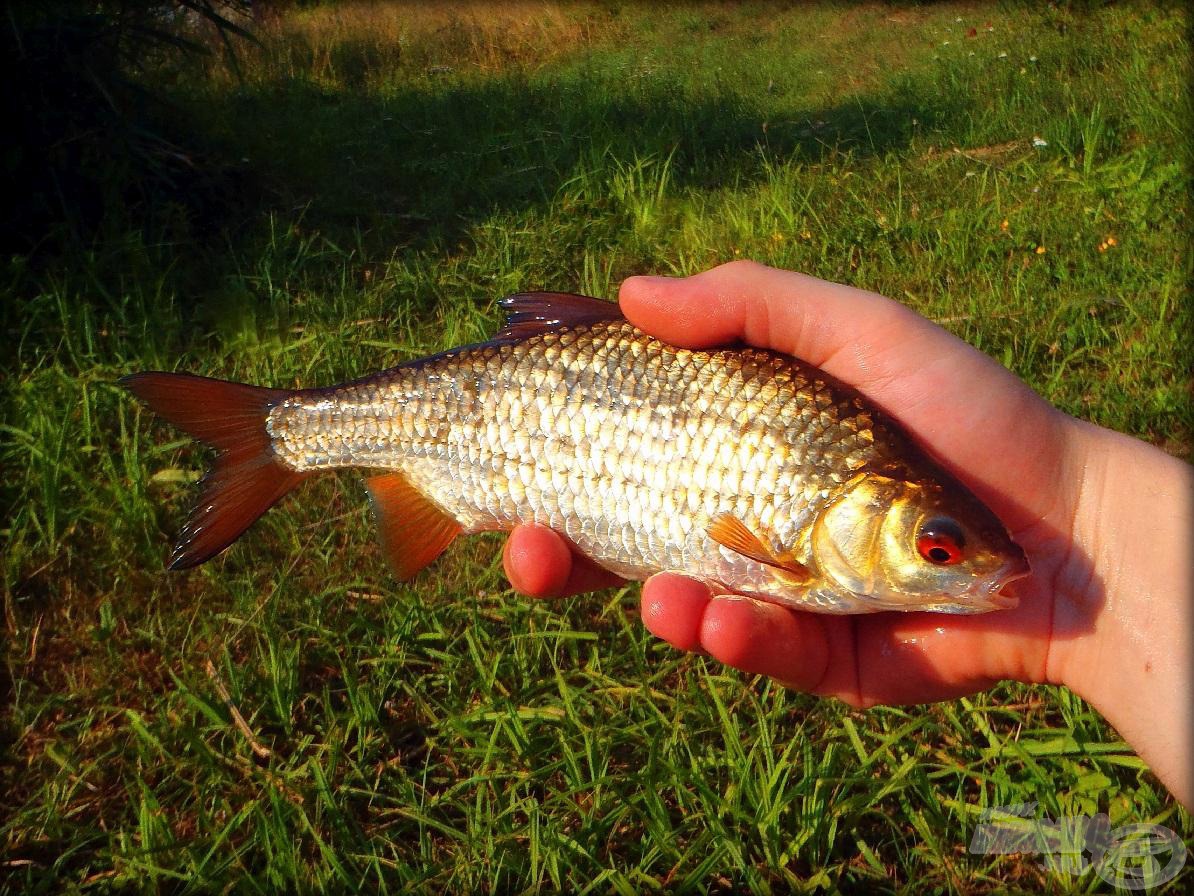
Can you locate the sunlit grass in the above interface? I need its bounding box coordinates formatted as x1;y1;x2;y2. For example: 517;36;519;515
2;2;1190;892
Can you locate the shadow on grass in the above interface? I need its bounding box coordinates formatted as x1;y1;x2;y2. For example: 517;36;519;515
8;64;970;327
190;69;959;250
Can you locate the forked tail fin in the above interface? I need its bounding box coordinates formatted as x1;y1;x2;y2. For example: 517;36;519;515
120;372;309;569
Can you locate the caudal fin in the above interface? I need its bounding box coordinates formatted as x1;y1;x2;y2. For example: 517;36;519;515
120;372;309;569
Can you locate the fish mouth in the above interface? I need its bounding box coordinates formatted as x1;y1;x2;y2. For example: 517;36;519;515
976;555;1032;610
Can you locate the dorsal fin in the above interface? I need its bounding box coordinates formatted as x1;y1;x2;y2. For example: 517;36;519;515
494;292;625;342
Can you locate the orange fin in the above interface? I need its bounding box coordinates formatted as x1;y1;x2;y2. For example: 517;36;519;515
365;472;462;580
495;292;624;342
120;371;308;569
707;514;811;582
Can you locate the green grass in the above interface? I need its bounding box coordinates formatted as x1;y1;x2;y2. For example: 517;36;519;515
2;1;1191;892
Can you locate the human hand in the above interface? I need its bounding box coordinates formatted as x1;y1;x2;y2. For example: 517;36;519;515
506;259;1076;703
503;261;1191;803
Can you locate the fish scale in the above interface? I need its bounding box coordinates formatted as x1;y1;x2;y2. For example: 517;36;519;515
122;291;1029;613
265;319;880;608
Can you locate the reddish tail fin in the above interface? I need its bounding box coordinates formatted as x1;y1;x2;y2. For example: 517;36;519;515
120;372;309;569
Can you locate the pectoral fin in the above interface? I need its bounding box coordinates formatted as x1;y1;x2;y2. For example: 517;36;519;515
707;514;812;584
365;472;462;580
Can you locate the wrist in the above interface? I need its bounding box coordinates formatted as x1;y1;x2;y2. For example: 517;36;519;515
1038;416;1114;692
1043;417;1193;805
1046;419;1193;690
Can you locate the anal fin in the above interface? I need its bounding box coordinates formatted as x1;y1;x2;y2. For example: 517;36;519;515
365;472;462;580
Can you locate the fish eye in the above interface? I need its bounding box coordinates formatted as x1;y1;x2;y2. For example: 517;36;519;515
916;517;966;565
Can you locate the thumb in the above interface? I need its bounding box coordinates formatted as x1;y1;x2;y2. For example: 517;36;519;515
618;259;945;374
617;261;1062;525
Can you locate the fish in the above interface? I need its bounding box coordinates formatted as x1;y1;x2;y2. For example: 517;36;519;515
121;291;1030;614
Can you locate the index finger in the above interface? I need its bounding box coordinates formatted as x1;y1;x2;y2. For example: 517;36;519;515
503;524;625;598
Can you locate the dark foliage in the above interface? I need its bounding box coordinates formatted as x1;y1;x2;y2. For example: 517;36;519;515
1;1;255;255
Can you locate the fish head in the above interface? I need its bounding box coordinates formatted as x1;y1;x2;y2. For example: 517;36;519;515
810;473;1029;612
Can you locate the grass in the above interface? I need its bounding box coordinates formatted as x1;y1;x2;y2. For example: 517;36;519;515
2;1;1191;892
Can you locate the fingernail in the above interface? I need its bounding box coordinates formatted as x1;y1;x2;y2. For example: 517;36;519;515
624;275;678;288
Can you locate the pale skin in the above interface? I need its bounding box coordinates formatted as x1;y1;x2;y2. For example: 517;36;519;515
501;261;1193;809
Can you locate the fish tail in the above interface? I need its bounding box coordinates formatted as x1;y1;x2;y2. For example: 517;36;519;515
120;371;309;569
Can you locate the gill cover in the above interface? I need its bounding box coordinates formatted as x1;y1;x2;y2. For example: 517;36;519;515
811;474;906;599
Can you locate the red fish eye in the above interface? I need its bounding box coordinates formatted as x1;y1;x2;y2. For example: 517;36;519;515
916;518;966;565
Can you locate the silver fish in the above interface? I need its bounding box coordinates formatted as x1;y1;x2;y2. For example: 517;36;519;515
122;292;1029;613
